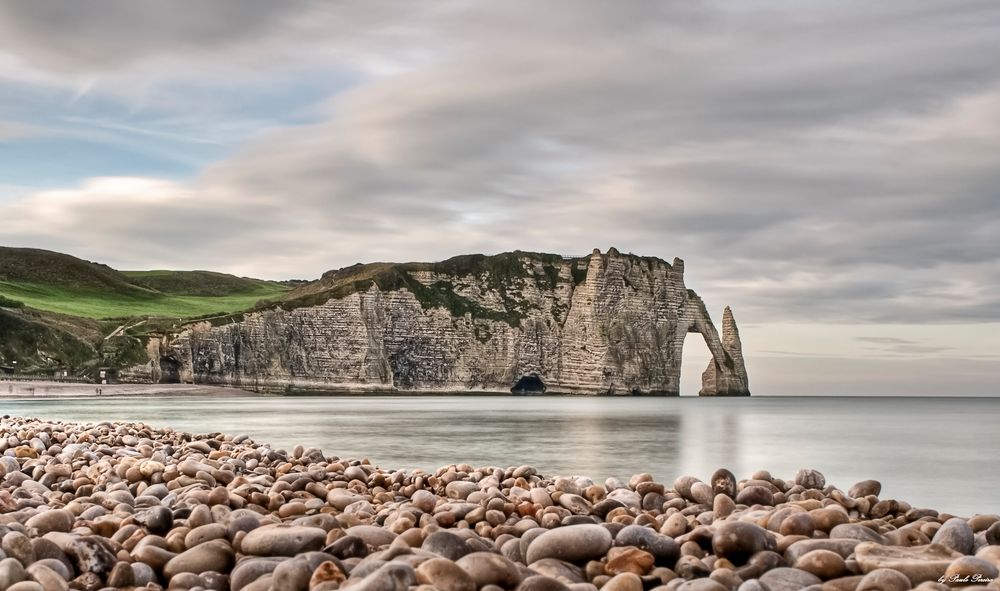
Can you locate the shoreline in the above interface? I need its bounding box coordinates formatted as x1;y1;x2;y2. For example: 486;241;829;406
0;380;738;398
3;381;995;399
1;416;999;591
0;380;250;398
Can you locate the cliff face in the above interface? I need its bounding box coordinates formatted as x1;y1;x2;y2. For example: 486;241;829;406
125;249;749;395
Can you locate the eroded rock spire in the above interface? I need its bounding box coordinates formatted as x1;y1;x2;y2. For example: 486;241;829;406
699;306;750;396
700;306;750;396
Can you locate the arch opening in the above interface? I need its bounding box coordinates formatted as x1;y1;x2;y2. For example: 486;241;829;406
681;332;713;396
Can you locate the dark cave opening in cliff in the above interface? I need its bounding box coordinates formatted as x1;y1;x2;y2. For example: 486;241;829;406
511;374;546;395
682;332;713;396
159;357;181;384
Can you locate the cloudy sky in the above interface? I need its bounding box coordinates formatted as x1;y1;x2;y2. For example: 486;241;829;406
1;1;998;395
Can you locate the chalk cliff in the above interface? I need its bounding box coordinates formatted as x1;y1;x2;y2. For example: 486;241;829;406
125;249;749;395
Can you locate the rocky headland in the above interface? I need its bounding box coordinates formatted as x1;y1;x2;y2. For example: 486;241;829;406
2;415;999;591
124;249;749;397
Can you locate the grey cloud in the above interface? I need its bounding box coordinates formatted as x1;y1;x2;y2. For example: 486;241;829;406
0;0;295;72
1;0;999;329
0;1;450;79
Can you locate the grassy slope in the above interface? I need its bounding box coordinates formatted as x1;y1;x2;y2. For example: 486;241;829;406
122;270;284;296
0;306;103;373
0;281;289;319
0;248;289;320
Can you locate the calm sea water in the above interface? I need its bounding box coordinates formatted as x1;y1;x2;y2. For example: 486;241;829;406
2;395;997;516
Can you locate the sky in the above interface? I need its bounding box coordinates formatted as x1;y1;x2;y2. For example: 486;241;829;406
0;1;998;395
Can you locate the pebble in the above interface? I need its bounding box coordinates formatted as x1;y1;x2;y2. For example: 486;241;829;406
423;530;472;561
855;567;912;591
711;521;772;565
854;541;961;585
849;480;882;498
757;566;822;591
809;507;848;532
2;532;35;565
942;556;999;586
710;469;737;498
24;509;73;534
794;469;826;490
530;558;585;583
345;525;398;548
784;538;860;563
310;560;347;589
525;525;612;564
24;563;68;591
985;522;1000;545
793;549;846;579
519;575;571;591
604;546;654;575
778;512;814;537
163;538;234;578
933;517;976;554
713;494;735;519
0;557;28;588
416;557;477;591
613;525;678;564
350;562;415;591
272;556;314;591
106;561;134;588
455;552;521;588
600;572;643;591
676;579;727;591
735;486;773;507
829;523;886;544
6;582;43;591
240;525;326;556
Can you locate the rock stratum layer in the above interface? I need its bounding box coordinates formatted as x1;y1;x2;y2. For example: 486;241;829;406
125;249;749;396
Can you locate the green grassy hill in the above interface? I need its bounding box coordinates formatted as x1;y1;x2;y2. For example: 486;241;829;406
123;270;284;296
0;246;295;376
0;247;154;294
0;247;290;320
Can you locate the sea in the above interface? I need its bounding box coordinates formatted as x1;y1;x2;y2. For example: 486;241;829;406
3;395;997;516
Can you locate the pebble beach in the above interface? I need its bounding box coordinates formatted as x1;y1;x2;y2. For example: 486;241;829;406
1;416;999;591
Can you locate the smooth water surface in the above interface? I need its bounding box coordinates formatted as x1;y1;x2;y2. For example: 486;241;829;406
3;395;997;515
